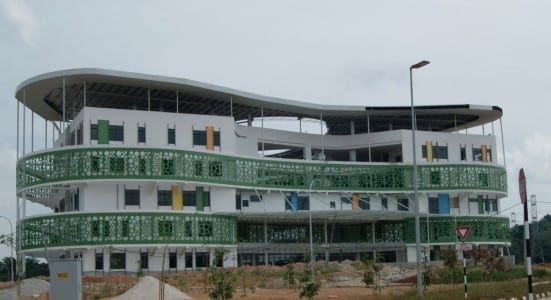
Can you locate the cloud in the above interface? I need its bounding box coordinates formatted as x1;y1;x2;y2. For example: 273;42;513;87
0;0;37;46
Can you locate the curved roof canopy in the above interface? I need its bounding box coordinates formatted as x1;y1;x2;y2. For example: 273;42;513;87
15;68;502;134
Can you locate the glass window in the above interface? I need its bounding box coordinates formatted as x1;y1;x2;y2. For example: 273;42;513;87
242;199;249;207
359;197;370;210
330;201;336;209
398;198;409;211
108;125;124;142
183;191;196;206
169;252;177;269
236;195;242;210
140;252;148;269
158;190;172;206
422;145;448;159
250;195;262;202
381;198;388;210
138;126;146;143
185;252;193;268
213;132;221;146
204;191;211;207
90;124;98;140
110;253;126;269
297;196;309;210
428;197;439;214
125;189;140;206
95;252;103;270
193;130;206;145
460;146;467;161
168;128;175;144
473;148;482;161
196;252;210;268
341;197;351;204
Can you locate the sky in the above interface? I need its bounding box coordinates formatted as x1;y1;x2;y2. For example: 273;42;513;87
1;0;550;259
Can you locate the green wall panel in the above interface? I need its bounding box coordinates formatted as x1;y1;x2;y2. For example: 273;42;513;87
19;212;237;250
97;120;109;144
17;146;508;194
403;216;510;244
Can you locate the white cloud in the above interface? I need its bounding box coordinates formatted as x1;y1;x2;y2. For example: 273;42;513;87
0;0;37;46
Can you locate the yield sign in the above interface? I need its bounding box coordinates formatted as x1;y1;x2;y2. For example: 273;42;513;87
455;226;471;242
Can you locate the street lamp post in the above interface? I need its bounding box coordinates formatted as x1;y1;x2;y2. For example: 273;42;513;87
410;60;430;297
308;178;321;279
0;216;14;282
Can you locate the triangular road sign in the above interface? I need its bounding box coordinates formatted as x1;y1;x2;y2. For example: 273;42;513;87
455;226;471;242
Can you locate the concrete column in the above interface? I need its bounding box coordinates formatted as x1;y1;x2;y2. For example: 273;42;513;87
324;221;329;261
192;248;196;270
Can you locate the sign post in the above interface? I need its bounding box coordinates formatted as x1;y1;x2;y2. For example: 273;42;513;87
519;168;533;300
456;226;471;299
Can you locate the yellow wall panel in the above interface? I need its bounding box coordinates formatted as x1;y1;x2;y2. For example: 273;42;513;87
426;141;433;162
172;185;182;210
352;193;359;210
206;126;214;150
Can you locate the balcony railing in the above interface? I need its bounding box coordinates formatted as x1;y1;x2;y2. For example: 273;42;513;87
17;146;507;194
19;211;237;251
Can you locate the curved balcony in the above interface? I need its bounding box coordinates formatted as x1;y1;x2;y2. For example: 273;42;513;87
403;216;510;244
17;146;507;194
19;212;237;251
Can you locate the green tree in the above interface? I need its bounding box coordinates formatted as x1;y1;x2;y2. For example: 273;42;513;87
441;249;458;285
208;248;234;300
283;263;296;288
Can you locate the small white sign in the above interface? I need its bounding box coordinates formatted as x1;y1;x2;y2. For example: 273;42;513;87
456;243;473;251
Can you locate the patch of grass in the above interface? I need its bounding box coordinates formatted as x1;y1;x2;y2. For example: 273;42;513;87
316;262;341;274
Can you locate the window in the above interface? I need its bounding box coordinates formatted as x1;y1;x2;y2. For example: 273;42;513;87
341;197;351;204
162;159;174;176
487;148;493;162
359;197;370;210
138;126;146;143
490;198;498;212
196;252;210;268
242;199;249;207
250;195;262;202
109;157;125;173
428;197;439;214
193;130;221;146
460;146;467;161
204;191;211;207
381;198;388;210
330;201;336;209
193;130;206;145
183;191;196;206
422;145;448;160
90;124;98;140
285;195;309;210
185;252;193;269
110;253;126;269
109;125;124;142
236;195;242;210
159;220;173;237
473;148;482;161
95;252;103;270
125;189;140;206
158;190;172;206
169;252;177;269
168;128;176;144
140;252;148;269
398;198;409;211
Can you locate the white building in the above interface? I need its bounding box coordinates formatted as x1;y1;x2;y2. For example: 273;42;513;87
14;68;509;274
